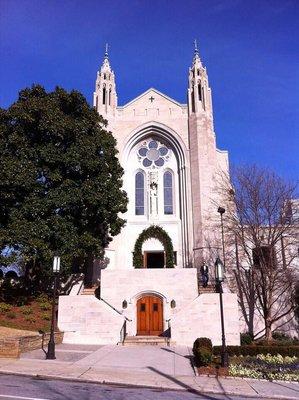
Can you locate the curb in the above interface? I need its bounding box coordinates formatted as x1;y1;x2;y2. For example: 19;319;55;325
0;370;297;400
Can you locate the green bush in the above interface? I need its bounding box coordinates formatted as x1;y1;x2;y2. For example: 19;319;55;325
193;337;213;352
16;296;29;307
193;337;213;367
272;331;292;341
36;294;49;303
213;345;299;357
241;332;253;345
24;315;36;323
6;311;16;319
20;306;33;315
0;303;12;313
41;313;50;321
39;302;51;311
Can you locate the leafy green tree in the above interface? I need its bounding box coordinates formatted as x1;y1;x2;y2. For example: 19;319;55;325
0;85;127;291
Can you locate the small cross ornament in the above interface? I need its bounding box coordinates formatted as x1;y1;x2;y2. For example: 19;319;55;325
149;96;155;103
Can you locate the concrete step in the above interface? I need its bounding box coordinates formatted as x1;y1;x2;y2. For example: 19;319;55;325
121;336;169;346
198;285;216;294
81;287;97;295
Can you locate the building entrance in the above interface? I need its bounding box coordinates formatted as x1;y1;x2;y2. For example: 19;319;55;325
144;251;164;268
137;295;163;336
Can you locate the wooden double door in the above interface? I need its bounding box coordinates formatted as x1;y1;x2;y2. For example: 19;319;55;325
137;295;163;336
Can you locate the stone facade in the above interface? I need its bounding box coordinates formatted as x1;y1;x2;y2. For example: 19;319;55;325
58;44;240;347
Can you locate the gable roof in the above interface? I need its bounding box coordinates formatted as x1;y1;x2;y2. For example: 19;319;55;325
118;88;186;109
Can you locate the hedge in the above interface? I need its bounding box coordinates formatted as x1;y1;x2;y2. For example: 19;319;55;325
213;345;299;357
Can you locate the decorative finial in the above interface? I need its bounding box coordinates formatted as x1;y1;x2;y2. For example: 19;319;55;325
194;39;199;56
104;43;109;59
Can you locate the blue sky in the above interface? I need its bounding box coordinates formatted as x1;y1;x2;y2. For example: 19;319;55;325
1;0;298;182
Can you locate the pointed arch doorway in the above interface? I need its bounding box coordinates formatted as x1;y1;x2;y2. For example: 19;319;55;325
137;295;163;336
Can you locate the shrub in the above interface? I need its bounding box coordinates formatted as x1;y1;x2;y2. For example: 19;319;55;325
25;315;36;323
6;311;16;319
0;303;12;313
41;313;50;321
193;337;213;367
241;332;253;345
272;331;291;341
39;302;51;311
16;296;29;307
20;306;33;315
193;337;213;352
36;294;49;303
213;345;299;357
196;347;213;366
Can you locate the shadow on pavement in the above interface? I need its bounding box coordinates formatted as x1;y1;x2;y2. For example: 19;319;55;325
161;346;192;360
148;366;231;399
272;381;299;393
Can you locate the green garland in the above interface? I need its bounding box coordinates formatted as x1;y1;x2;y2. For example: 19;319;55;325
133;225;174;268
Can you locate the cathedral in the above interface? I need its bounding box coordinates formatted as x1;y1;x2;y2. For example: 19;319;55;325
58;44;240;346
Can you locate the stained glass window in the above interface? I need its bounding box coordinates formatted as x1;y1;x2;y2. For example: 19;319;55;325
135;172;145;215
164;171;173;215
137;140;169;168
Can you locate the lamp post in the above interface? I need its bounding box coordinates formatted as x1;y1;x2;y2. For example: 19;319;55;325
46;255;60;360
217;207;226;269
215;257;229;368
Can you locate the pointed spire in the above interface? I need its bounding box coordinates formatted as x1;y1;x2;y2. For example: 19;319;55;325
104;43;109;60
101;43;111;72
194;39;199;57
193;39;201;63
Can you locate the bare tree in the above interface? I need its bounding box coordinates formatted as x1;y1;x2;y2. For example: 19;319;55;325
218;165;298;341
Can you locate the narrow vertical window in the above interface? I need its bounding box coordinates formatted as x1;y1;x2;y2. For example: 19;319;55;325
164;171;173;215
95;96;98;110
198;82;202;101
102;87;106;104
135;172;145;215
109;88;111;105
191;90;195;113
202;85;205;110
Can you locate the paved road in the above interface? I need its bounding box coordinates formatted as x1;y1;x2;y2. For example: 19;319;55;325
0;374;267;400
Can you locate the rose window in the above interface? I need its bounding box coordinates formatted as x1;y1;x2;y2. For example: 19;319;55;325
137;140;170;168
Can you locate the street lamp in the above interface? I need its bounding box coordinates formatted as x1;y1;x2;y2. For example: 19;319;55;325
46;255;60;360
215;257;229;368
217;207;226;269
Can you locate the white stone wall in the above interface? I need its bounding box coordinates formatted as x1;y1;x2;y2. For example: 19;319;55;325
58;295;125;345
171;293;240;346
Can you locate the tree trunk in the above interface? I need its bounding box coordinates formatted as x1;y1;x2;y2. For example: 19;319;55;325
265;319;273;341
83;253;96;288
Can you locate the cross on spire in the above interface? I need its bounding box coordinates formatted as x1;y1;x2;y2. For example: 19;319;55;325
194;39;198;54
104;43;109;59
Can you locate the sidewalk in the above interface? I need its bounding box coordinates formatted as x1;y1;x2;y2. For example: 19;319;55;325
0;344;297;399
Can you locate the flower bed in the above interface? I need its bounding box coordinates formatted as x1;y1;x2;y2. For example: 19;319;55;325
229;354;299;382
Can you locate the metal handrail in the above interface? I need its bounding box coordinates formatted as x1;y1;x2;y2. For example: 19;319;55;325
166;318;171;347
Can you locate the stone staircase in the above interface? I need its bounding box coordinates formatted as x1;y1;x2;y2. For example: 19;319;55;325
198;285;216;294
121;335;169;346
81;286;97;295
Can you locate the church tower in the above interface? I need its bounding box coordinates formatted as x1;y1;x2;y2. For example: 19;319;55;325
93;44;117;116
188;41;218;265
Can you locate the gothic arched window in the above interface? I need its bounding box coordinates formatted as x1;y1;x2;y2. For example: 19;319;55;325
135;171;145;215
163;171;173;215
102;86;106;105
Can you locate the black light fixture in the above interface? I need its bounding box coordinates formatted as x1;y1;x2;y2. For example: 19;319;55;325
46;254;60;360
217;207;226;269
214;257;229;368
122;300;128;309
170;299;176;309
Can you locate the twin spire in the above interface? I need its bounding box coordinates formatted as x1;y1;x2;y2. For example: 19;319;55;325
101;41;201;66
